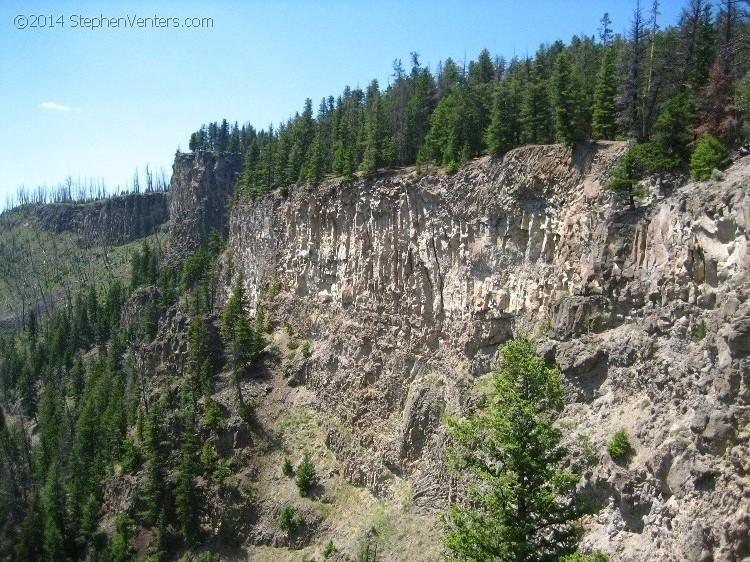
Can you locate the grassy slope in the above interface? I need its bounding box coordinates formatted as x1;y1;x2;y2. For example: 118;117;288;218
0;205;164;330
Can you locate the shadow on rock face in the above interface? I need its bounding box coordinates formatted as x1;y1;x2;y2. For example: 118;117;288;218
555;340;609;402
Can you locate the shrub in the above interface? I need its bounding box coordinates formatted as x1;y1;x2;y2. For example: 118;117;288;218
287;339;299;350
690;133;728;180
607;428;633;460
608;140;681;193
277;504;303;533
324;539;336;559
120;435;142;473
238;400;256;425
200;442;217;477
561;552;610;562
212;459;232;491
203;399;223;431
295;451;317;496
445;160;459;175
266;276;280;299
577;433;597;469
301;340;312;358
692;320;707;342
282;456;294;477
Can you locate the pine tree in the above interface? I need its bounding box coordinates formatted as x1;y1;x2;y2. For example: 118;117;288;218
175;382;201;546
41;461;66;562
360;80;385;176
143;400;169;523
485;81;519;154
15;490;45;561
221;275;264;404
520;57;552;144
443;339;587;561
295;451;317;497
592;45;620;140
622;1;646;140
552;50;584;144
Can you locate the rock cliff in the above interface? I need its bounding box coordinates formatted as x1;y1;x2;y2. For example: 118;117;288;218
217;140;748;561
32;191;168;247
166;150;244;262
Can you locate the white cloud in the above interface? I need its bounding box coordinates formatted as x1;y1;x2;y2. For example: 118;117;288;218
39;101;73;112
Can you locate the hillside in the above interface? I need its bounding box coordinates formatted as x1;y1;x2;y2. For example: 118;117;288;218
1;141;746;561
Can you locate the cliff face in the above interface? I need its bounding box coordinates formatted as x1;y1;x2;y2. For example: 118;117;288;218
32;191;168;246
220;141;749;561
166;150;244;262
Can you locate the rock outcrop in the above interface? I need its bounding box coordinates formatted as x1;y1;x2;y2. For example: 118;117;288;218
221;140;748;561
32;191;168;247
166;150;244;263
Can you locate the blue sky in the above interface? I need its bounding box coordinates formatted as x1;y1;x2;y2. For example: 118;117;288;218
0;0;687;204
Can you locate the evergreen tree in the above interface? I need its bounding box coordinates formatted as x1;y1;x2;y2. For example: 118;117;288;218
360;80;386;176
221;274;264;404
443;339;586;562
175;382;201;546
520;57;552;144
143;400;169;523
592;45;620;140
186;318;213;396
622;1;647;140
15;490;45;561
485;81;519;154
41;461;67;562
553;50;584;144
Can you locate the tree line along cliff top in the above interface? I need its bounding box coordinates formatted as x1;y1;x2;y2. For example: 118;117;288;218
189;1;748;200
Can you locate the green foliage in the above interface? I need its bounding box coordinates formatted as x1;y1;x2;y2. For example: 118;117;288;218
175;391;201;547
200;442;217;478
120;434;142;473
295;451;317;497
277;504;303;533
301;340;312;358
222;275;266;404
108;515;135;562
282;456;294;477
607;141;682;195
423;84;485;168
592;46;619;140
443;338;586;561
196;553;221;562
606;428;633;461
692;320;707;342
182;240;223;315
552;50;584;144
577;433;597;469
130;239;160;290
653;92;696;160
356;531;380;562
238;399;256;426
187;318;214;397
142;399;170;523
211;458;232;492
690;133;728;180
485;81;520;155
324;539;336;558
203;399;223;431
266;275;280;299
560;551;610;562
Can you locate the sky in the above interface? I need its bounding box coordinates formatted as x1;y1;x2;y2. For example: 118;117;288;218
0;0;688;204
